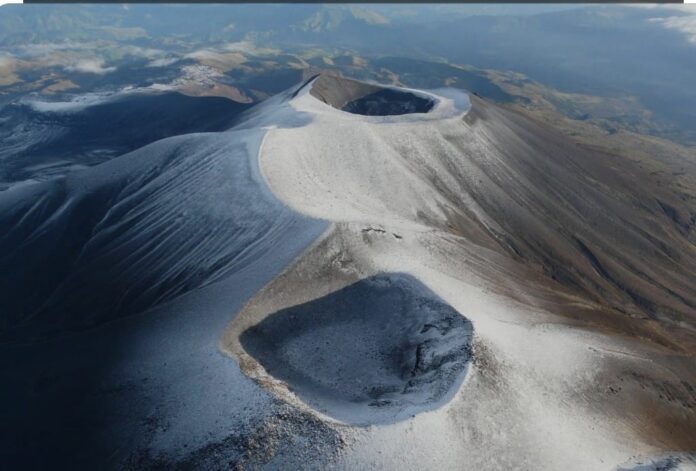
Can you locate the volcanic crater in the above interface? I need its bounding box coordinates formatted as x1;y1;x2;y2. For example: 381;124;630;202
309;75;435;116
239;274;474;425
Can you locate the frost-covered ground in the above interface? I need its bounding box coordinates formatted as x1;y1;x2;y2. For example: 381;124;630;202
0;84;331;468
226;76;696;469
2;75;695;469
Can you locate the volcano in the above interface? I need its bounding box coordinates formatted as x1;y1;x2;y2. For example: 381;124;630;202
2;75;695;470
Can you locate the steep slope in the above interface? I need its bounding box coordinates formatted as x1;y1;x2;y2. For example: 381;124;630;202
224;75;696;469
2;74;695;470
0;92;251;190
0;132;268;339
0;87;312;342
0;83;333;469
261;75;696;344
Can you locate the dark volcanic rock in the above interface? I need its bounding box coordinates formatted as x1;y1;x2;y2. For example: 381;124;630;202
310;74;434;116
343;89;433;116
240;273;473;425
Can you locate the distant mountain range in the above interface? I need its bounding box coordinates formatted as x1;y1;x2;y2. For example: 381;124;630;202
2;4;695;145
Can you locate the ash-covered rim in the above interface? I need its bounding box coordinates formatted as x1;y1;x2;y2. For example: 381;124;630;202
290;74;471;124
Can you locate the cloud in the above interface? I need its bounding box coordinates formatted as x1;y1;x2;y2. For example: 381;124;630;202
119;46;179;67
17;41;89;57
651;14;696;44
630;5;692;12
23;84;165;114
121;45;166;60
183;49;222;61
0;54;15;67
24;92;116;113
220;41;279;56
146;57;180;68
64;58;116;75
637;5;696;45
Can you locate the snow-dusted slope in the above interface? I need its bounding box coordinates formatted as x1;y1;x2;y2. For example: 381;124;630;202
261;76;696;329
0;86;320;340
0;84;333;468
2;75;695;469
0;92;251;191
224;75;696;470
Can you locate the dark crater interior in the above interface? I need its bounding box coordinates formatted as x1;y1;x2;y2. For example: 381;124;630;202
309;75;434;117
240;274;473;425
615;454;696;471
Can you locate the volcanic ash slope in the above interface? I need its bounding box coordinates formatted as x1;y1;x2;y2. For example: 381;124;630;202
0;87;331;468
225;75;696;470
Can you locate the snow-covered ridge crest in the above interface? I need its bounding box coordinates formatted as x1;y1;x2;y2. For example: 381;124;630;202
0;82;326;341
